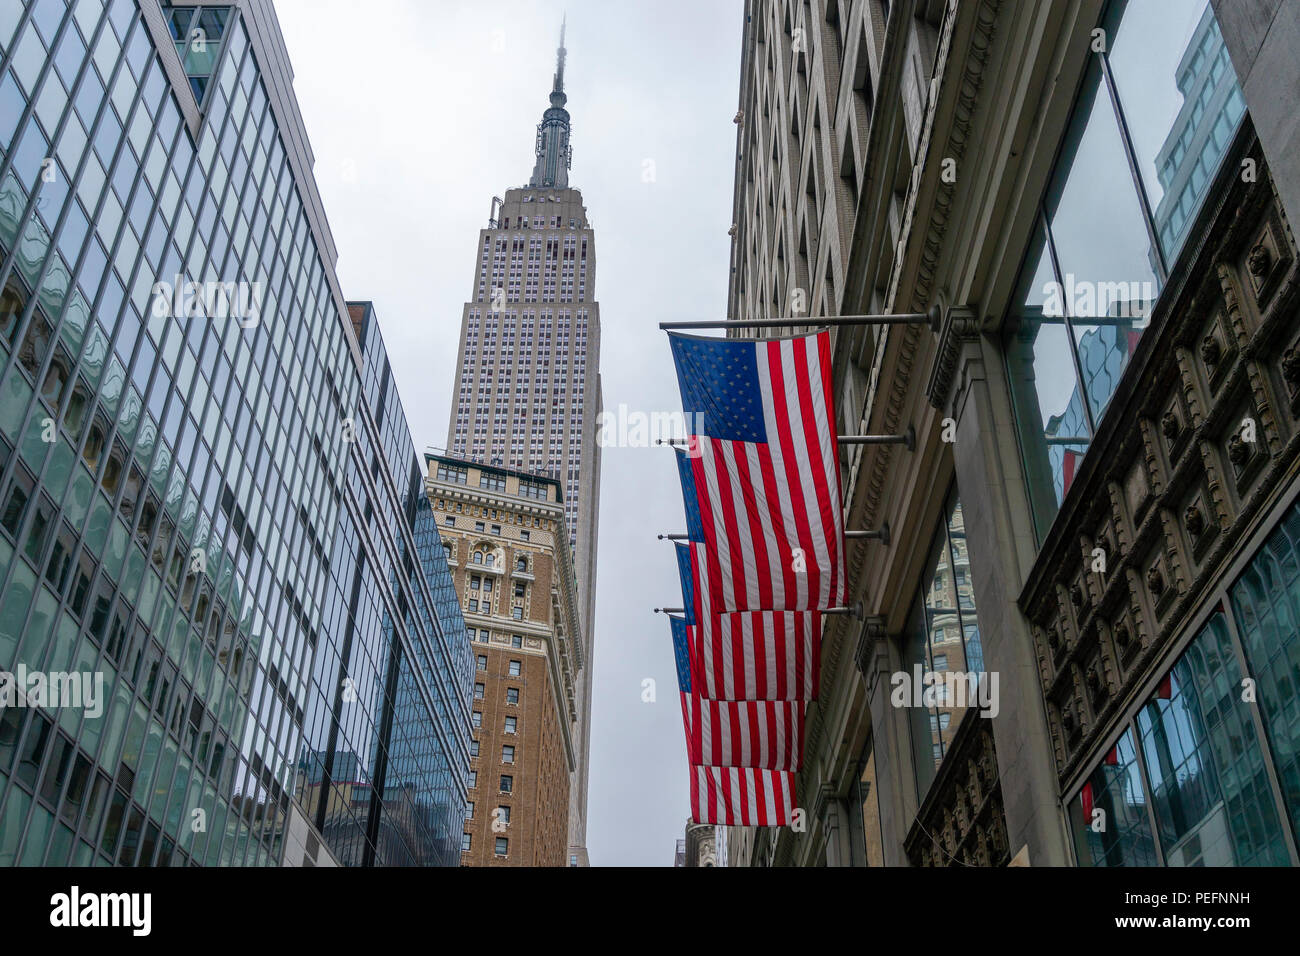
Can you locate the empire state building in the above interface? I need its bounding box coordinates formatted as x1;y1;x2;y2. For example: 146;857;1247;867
444;21;602;866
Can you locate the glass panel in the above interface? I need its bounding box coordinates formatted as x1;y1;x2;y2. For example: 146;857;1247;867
1045;57;1158;415
1108;0;1245;261
1005;221;1088;539
1071;727;1158;866
1137;614;1289;865
1231;500;1300;846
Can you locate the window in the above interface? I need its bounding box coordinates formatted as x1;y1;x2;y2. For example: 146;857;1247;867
501;745;515;764
462;833;472;852
511;607;523;621
471;575;481;590
497;805;511;825
901;487;984;802
476;655;487;670
1072;498;1300;866
474;683;484;699
443;516;454;526
468;771;477;788
495;837;508;856
506;688;519;705
480;473;506;492
511;635;524;649
520;530;530;542
437;464;469;484
508;660;522;677
514;581;526;598
516;557;528;572
472;712;482;729
470;740;480;757
475;521;485;533
1005;1;1245;542
467;801;475;818
491;524;501;535
504;716;517;734
500;775;513;793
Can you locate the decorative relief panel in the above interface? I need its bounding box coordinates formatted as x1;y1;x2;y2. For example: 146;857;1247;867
905;714;1009;867
1019;143;1300;789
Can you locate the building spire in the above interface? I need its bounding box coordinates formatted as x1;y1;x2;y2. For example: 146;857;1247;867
530;17;571;188
552;15;567;102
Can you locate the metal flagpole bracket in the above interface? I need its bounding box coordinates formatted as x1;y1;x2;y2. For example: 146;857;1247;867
660;429;914;449
658;305;941;333
654;605;860;616
845;521;890;545
838;425;915;451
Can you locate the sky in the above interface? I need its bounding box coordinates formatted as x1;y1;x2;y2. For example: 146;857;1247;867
274;0;745;866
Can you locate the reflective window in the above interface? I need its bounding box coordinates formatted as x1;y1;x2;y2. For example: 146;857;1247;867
1004;0;1245;542
901;486;984;801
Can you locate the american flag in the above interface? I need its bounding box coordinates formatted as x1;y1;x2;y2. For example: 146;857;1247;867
671;617;800;825
691;765;798;827
672;617;803;770
670;331;847;612
675;540;821;701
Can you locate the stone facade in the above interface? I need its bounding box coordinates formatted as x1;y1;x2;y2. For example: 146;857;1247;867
426;456;579;866
724;0;1300;868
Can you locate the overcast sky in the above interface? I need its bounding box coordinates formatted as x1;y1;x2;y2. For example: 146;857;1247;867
275;0;744;866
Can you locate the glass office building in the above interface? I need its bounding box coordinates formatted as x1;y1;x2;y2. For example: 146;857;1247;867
0;0;470;866
292;302;472;868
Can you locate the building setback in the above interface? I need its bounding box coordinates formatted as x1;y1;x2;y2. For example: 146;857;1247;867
427;454;578;866
0;0;471;866
444;22;601;866
723;0;1300;868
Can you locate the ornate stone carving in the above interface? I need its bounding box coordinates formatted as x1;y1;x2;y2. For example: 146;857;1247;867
1200;334;1222;369
1247;242;1272;280
1146;565;1165;597
1161;410;1181;442
1184;503;1206;537
1283;347;1300;389
1228;432;1250;466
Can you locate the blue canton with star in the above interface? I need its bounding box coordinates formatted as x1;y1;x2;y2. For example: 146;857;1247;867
675;542;696;626
670;334;767;443
676;450;705;542
671;616;692;693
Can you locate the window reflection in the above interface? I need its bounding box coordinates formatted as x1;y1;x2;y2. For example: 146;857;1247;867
1004;0;1244;543
1071;728;1158;867
902;487;983;801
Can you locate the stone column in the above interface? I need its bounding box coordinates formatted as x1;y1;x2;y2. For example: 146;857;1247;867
1212;0;1300;227
855;617;917;866
926;309;1073;865
817;785;854;866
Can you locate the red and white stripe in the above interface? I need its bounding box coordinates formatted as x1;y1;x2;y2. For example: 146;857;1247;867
690;766;798;826
688;697;804;771
689;331;846;612
691;611;821;702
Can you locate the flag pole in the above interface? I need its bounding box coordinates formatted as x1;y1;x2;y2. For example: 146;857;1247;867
656;427;914;450
654;605;861;616
658;526;890;543
658;307;939;332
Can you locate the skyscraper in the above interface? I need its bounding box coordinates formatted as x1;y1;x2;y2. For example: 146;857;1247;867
0;0;470;867
444;21;601;866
